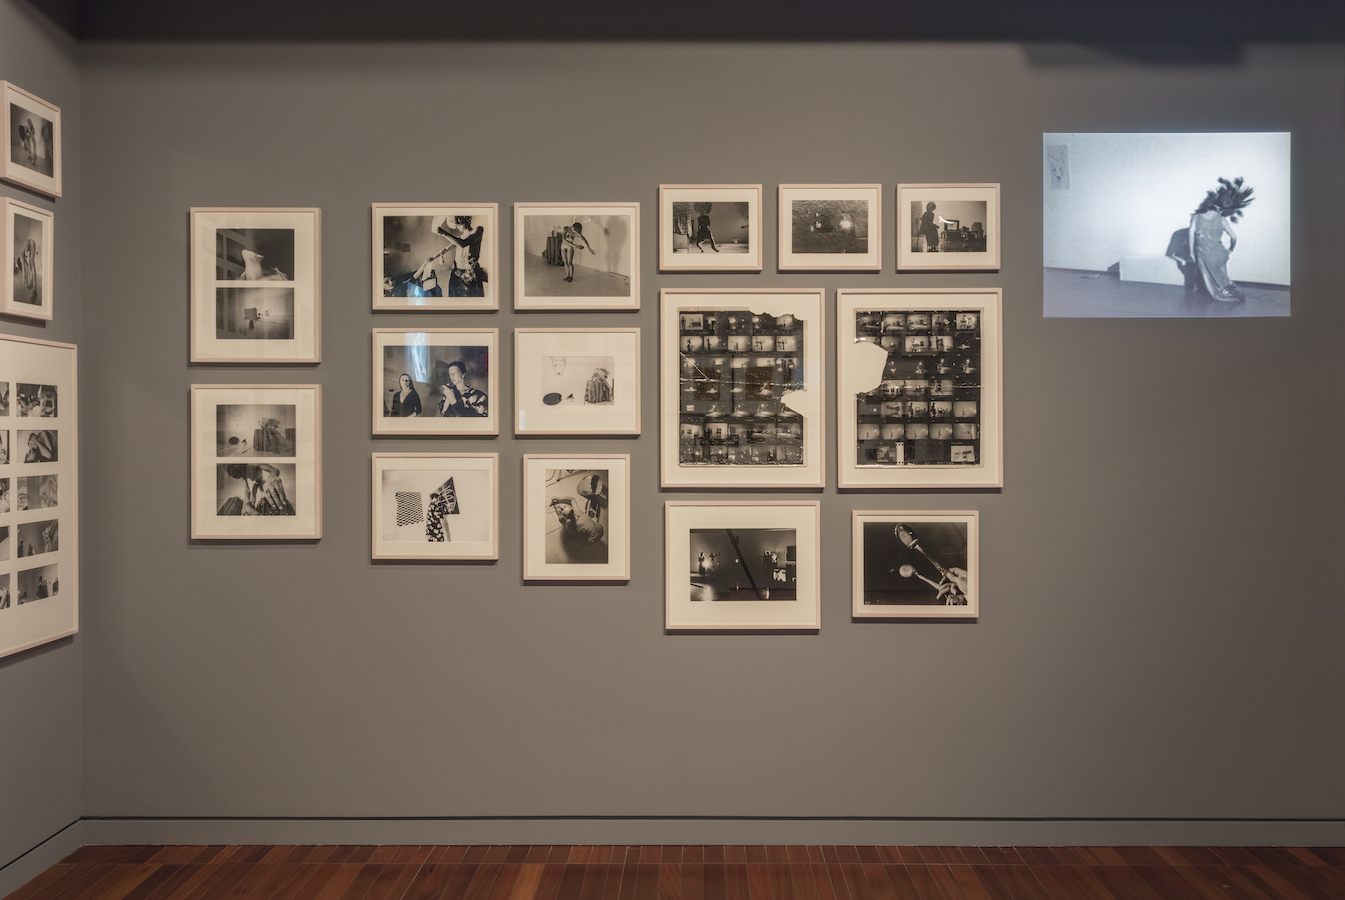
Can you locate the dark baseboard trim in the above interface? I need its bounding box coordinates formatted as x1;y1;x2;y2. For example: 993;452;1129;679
0;820;82;898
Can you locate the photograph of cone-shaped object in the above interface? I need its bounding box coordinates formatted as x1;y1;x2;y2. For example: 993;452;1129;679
898;563;941;590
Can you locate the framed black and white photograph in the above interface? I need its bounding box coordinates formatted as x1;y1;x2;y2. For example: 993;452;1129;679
1043;132;1291;318
4;197;54;320
2;82;61;198
371;453;497;561
837;289;1001;489
372;203;497;311
0;334;77;659
852;510;978;618
896;183;1000;272
372;329;498;436
190;208;321;363
522;454;630;581
514;328;640;436
778;184;881;272
661;288;824;489
513;202;640;310
665;501;820;632
190;384;321;540
659;185;762;272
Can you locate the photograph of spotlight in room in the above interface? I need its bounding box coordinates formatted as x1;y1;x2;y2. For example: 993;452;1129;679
778;185;882;271
215;404;295;457
660;185;761;271
375;204;496;310
373;330;498;436
14;518;57;558
514;203;639;310
852;511;978;618
688;527;796;602
16;562;58;605
896;184;1000;271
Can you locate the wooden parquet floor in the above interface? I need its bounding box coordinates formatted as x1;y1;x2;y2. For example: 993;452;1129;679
7;845;1345;900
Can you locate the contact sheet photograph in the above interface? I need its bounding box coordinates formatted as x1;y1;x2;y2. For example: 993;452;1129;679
661;288;824;489
896;183;1000;271
3;81;61;197
851;510;978;618
371;453;497;561
4;196;53;320
513;202;640;310
664;501;820;632
190;384;321;540
0;334;77;660
190;208;321;363
373;329;498;436
777;184;882;272
659;185;762;272
372;203;497;311
522;455;629;581
514;328;639;436
836;288;1002;489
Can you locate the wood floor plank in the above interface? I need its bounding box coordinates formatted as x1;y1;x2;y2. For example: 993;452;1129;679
461;864;504;900
599;865;625;900
1087;866;1165;900
681;866;705;900
484;866;521;900
632;865;660;900
576;863;609;900
703;866;727;900
949;867;993;900
885;866;928;900
6;865;82;900
555;866;587;900
656;865;683;900
928;865;969;900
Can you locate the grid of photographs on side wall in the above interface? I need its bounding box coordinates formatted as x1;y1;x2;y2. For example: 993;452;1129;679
853;308;982;467
0;378;62;614
676;309;805;467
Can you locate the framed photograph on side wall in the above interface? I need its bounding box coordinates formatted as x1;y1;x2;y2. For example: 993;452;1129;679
665;501;820;632
190;384;321;540
778;184;881;271
513;202;640;310
2;82;62;198
372;453;498;561
896;183;1000;271
0;334;78;659
4;197;54;320
659;185;762;272
372;203;497;311
373;329;498;436
523;455;630;581
190;208;321;363
852;510;979;619
514;328;640;436
836;288;1002;490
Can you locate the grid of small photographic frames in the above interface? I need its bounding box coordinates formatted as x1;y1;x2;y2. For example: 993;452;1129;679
854;309;982;466
0;381;62;611
677;310;805;466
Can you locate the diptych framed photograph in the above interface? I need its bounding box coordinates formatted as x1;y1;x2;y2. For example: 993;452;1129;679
190;208;321;363
659;185;762;272
852;510;978;618
514;328;640;436
513;202;640;310
372;203;497;311
4;197;54;320
371;453;498;561
837;288;1002;489
190;384;321;540
372;329;498;436
896;183;1000;271
661;288;824;489
778;184;881;271
0;334;78;659
665;501;820;632
523;455;630;581
2;82;61;198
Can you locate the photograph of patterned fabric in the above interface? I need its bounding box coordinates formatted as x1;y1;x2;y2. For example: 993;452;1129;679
378;466;490;545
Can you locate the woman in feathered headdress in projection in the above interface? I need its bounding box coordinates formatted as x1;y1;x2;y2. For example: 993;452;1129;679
1188;177;1254;302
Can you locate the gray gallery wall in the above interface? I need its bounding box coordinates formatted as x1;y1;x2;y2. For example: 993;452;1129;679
0;0;83;890
74;41;1345;845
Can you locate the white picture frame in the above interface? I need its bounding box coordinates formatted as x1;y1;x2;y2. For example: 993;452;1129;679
2;82;62;198
659;184;762;272
665;501;821;632
777;184;882;272
372;453;498;561
372;203;498;311
513;202;640;310
514;328;640;436
522;454;630;582
836;288;1002;490
373;328;499;436
660;288;825;489
852;510;979;619
896;183;1001;271
190;384;322;540
3;196;54;320
0;334;78;659
190;208;321;363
